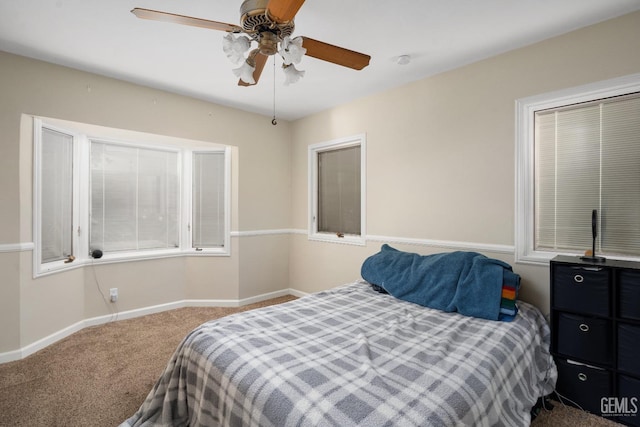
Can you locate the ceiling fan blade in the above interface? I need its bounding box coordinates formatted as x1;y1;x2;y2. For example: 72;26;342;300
301;37;370;70
266;0;305;23
131;8;242;33
238;52;269;87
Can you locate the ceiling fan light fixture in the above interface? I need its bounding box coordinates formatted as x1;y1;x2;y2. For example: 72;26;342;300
223;33;251;64
279;36;306;65
131;1;370;89
257;31;279;56
282;63;305;86
233;60;256;84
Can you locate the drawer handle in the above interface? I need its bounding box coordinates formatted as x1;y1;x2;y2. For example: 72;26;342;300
578;373;588;382
573;274;584;283
579;323;590;332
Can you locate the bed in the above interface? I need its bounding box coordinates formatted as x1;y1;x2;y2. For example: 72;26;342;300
122;254;557;427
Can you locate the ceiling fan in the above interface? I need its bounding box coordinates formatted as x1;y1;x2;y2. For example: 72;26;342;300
131;0;371;87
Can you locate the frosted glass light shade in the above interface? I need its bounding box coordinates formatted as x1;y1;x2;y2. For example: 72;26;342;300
279;36;306;65
233;61;256;84
223;33;251;64
283;64;305;85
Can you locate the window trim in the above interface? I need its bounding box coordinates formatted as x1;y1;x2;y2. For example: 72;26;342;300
32;117;231;278
33;118;83;277
515;73;640;265
88;136;183;255
183;148;232;254
308;133;366;246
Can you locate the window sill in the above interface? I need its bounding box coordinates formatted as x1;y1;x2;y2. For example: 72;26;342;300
516;249;640;266
96;248;231;263
34;248;230;278
515;251;555;266
308;232;366;246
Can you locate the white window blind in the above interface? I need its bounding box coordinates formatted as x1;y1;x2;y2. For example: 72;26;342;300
40;128;74;263
317;145;361;236
192;152;225;248
90;141;179;253
535;93;640;256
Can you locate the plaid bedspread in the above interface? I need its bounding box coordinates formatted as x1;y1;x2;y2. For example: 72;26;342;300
122;281;556;427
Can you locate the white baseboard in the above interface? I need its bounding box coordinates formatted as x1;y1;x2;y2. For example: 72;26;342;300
0;349;23;364
288;289;309;298
0;288;305;365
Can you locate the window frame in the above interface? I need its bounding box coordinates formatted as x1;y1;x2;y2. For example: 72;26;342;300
308;133;366;246
515;73;640;265
32;117;231;278
184;149;232;254
33;118;84;276
88;137;182;257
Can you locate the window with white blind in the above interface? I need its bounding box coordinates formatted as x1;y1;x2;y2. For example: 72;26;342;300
516;74;640;264
309;134;366;245
33;118;230;277
34;125;75;267
90;141;180;253
192;152;226;249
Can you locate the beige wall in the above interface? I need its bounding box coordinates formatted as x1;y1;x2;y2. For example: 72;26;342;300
289;11;640;310
0;51;291;354
1;10;639;357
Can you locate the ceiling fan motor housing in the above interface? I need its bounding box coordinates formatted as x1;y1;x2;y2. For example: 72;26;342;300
240;0;295;50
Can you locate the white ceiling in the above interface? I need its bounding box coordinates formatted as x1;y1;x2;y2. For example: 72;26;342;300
1;0;639;121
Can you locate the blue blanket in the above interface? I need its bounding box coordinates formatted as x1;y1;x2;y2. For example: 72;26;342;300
361;244;519;321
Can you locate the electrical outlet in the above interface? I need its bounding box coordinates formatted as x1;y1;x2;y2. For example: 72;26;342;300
109;288;118;303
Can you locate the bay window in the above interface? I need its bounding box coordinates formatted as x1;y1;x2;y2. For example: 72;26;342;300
33;118;230;277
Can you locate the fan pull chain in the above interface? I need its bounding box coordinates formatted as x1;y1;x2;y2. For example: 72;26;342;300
272;56;277;125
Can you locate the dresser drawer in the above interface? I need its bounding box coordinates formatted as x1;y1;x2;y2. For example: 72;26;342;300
557;313;612;365
553;265;610;316
556;358;611;416
619;270;640;321
619;324;640;377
